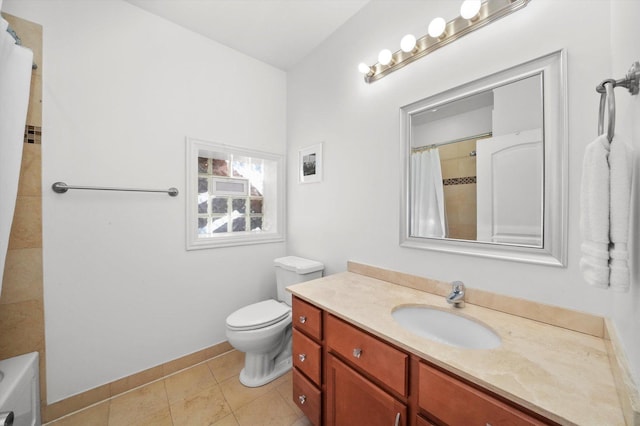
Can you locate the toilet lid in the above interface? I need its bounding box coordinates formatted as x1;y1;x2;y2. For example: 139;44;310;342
226;299;291;331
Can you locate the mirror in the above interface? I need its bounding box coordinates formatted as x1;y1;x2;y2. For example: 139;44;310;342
400;51;568;266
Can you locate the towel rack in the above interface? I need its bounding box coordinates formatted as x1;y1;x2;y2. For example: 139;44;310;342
596;61;640;142
51;182;179;197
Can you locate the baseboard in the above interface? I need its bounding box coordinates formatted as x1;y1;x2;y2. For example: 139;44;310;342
42;341;233;423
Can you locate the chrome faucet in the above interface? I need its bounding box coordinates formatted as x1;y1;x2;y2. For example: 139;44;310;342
446;281;465;308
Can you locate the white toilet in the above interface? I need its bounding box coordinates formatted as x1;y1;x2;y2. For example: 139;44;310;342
225;256;324;387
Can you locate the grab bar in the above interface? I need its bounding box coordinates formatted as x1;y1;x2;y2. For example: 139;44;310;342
51;182;179;197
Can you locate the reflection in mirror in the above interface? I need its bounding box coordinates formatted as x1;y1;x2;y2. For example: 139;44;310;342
400;50;567;266
409;75;543;246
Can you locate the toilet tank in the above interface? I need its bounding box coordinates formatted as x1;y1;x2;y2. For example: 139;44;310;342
274;256;324;305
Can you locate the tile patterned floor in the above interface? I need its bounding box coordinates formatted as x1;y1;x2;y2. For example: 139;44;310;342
46;350;311;426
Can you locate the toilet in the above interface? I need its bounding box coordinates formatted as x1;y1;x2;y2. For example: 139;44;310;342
225;256;324;387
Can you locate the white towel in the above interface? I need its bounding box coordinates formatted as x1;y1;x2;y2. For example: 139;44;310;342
580;134;611;288
608;134;633;292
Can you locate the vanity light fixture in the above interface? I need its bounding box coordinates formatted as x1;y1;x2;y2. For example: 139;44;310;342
400;34;418;53
378;49;394;66
359;0;531;83
428;17;447;38
358;62;374;76
460;0;482;21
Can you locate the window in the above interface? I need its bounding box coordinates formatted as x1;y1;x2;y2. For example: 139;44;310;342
186;138;285;249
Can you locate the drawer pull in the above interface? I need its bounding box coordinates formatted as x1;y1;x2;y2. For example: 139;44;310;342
298;395;307;405
298;353;306;362
353;348;363;358
394;412;401;426
299;315;307;324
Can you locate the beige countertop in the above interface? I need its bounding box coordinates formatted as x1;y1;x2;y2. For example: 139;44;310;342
288;270;626;426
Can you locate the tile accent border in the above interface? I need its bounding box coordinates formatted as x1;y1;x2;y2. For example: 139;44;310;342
443;176;476;186
42;341;233;423
24;125;42;144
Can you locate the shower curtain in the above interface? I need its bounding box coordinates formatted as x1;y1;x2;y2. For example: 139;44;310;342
0;17;33;291
411;148;447;238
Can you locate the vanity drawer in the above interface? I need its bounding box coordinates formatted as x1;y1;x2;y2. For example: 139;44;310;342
418;363;546;426
325;314;408;397
293;367;321;426
292;297;323;341
293;328;322;386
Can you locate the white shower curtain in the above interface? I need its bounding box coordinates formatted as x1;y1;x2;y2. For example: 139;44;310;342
0;17;33;291
411;148;447;238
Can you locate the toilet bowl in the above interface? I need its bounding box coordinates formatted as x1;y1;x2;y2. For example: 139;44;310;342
225;256;324;387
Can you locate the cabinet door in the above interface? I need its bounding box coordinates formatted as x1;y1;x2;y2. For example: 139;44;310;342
326;354;406;426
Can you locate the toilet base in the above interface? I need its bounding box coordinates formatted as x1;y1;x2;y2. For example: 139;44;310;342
239;355;292;388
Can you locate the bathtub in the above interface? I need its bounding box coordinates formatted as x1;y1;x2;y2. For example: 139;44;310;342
0;352;41;426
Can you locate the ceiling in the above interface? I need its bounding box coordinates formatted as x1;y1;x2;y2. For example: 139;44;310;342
124;0;370;71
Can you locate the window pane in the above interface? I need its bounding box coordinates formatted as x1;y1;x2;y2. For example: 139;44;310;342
198;157;209;173
198;218;208;234
211;217;228;233
250;199;263;214
250;185;263;197
212;159;229;176
232;217;246;232
232;198;246;214
198;200;208;214
232;156;251;178
211;197;228;213
198;178;208;194
251;217;262;231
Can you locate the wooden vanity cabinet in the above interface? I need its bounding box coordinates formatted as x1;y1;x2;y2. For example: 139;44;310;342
291;296;554;426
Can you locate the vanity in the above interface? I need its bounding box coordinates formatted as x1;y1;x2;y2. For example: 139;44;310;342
288;262;634;426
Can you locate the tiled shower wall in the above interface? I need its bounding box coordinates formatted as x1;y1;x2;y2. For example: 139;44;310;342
439;139;477;240
0;11;46;411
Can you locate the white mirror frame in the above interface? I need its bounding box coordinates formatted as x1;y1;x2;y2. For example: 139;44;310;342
400;50;568;266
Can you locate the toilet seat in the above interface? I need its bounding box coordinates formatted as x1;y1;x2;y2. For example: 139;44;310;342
226;299;291;331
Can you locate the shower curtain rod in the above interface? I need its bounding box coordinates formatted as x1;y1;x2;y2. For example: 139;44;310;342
5;25;38;69
411;132;492;153
51;182;179;197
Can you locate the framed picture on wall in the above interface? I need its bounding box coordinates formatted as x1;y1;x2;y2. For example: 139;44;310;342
299;143;323;184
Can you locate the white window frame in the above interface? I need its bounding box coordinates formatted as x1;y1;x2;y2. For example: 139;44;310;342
186;137;285;250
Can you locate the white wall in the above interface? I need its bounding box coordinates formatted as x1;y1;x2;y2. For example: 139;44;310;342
287;0;640;384
610;0;640;385
2;0;287;402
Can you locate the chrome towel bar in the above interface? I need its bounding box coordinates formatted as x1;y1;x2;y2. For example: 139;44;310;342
51;182;179;197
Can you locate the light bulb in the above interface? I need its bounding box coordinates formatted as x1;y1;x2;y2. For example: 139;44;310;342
428;17;447;38
378;49;393;66
400;34;417;53
358;62;373;75
460;0;481;20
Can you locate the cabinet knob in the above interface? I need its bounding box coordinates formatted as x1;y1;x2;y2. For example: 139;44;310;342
299;315;307;324
394;412;401;426
298;353;306;362
298;395;307;405
353;348;363;358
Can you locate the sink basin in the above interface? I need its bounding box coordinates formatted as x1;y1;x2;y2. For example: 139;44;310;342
392;306;501;349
